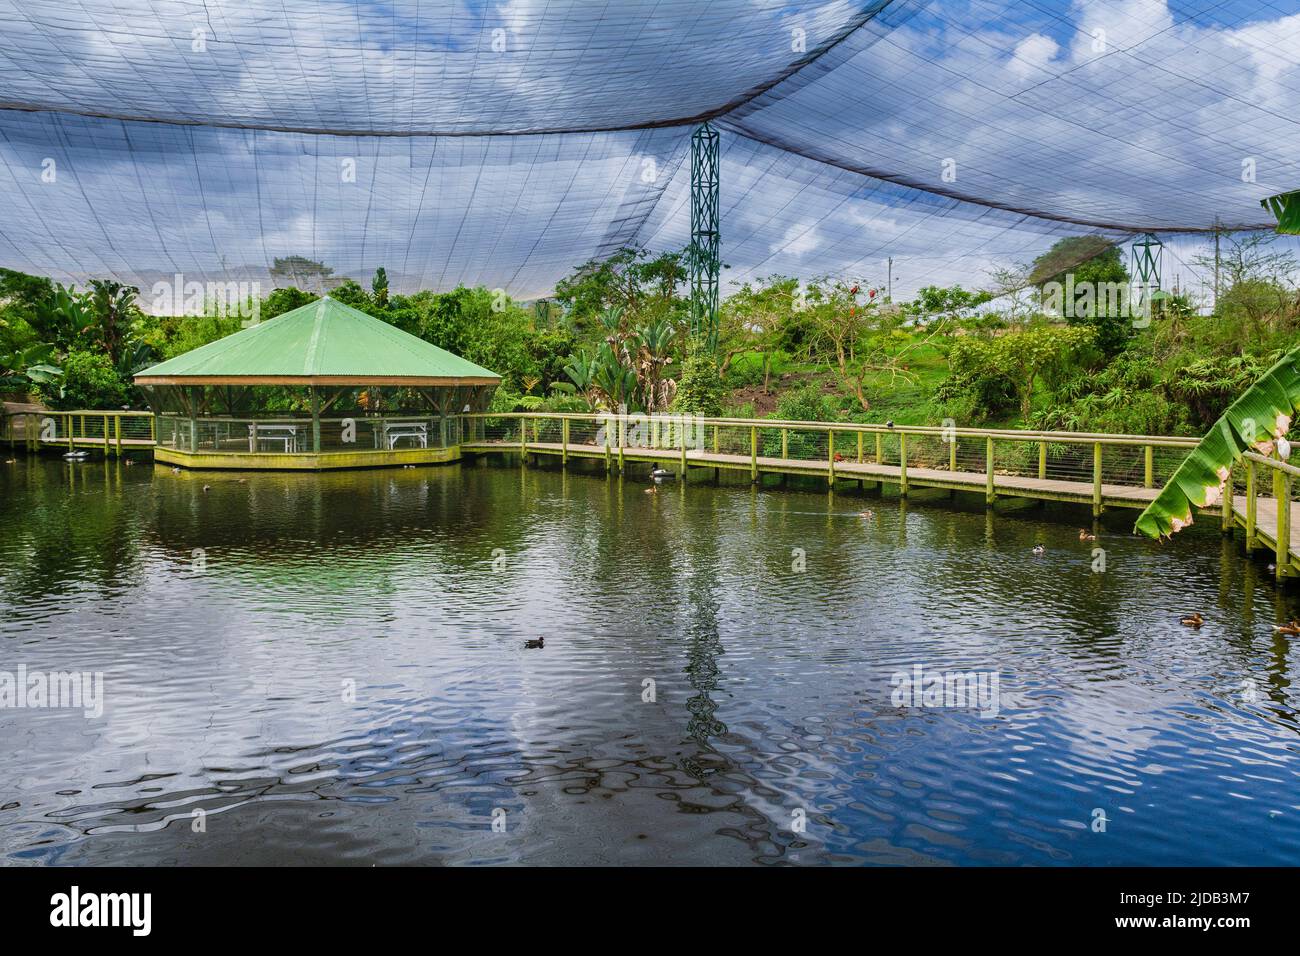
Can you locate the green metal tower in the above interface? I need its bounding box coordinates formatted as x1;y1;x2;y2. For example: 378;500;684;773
1131;232;1162;318
690;122;721;350
1131;232;1162;291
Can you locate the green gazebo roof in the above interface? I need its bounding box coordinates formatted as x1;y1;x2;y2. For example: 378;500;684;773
135;296;500;386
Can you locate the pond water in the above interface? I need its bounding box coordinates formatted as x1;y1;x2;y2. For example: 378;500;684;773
2;455;1299;866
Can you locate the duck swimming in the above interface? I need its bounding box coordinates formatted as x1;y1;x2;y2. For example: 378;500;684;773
859;510;874;519
1180;612;1205;628
1032;545;1045;555
1273;620;1300;635
650;467;673;481
524;637;544;649
1078;529;1097;541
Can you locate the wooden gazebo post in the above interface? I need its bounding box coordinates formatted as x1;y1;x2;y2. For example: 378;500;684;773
310;386;322;453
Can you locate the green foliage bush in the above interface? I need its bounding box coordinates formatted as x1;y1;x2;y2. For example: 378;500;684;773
43;350;127;410
671;341;726;416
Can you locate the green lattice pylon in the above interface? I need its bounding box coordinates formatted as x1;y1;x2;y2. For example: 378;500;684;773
690;122;720;351
1131;232;1162;290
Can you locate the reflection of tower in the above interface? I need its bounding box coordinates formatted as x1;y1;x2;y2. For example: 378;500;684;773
680;512;728;777
690;122;721;351
685;618;727;748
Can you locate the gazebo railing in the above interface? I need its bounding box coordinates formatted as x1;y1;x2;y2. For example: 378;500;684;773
157;413;463;454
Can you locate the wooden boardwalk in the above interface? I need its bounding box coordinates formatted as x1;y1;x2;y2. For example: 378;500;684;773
462;439;1300;577
7;406;1299;578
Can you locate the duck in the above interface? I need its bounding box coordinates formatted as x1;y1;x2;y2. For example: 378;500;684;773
650;467;673;481
3;458;14;465
1032;544;1045;555
1078;529;1097;541
1273;620;1300;635
1179;612;1205;628
202;484;211;493
859;510;875;519
171;466;181;473
884;420;895;429
524;637;544;649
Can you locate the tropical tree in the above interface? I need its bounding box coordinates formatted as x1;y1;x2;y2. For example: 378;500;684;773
801;277;936;411
591;342;638;410
372;267;390;308
632;317;676;410
562;348;598;404
719;276;794;390
87;279;137;367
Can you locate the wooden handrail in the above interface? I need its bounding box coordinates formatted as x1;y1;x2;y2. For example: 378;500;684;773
457;411;1200;448
1244;451;1300;479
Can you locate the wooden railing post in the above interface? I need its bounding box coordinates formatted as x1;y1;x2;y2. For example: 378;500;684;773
828;429;835;487
949;436;957;472
1221;465;1233;533
680;417;687;478
713;424;719;454
618;413;626;474
68;414;74;452
1245;458;1257;552
1275;467;1291;580
899;432;908;496
985;436;995;505
1038;441;1047;480
520;415;527;457
1092;442;1103;517
875;433;883;465
1144;445;1153;489
115;415;122;456
781;428;788;460
561;417;569;466
750;426;758;483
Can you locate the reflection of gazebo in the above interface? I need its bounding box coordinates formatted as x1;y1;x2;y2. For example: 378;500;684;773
135;296;499;470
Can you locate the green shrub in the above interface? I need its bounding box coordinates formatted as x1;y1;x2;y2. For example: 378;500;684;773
43;350;127;410
775;383;830;422
671;340;726;416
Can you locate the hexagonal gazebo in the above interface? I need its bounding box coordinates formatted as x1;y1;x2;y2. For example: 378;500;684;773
135;296;500;470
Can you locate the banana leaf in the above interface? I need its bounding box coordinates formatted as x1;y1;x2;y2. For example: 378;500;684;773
1135;345;1300;539
1261;190;1300;234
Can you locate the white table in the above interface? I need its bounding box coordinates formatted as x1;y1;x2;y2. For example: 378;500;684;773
375;421;428;449
248;423;300;453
